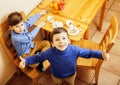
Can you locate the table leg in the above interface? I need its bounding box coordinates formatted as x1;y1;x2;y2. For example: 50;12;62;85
43;30;51;41
98;0;106;31
83;28;89;39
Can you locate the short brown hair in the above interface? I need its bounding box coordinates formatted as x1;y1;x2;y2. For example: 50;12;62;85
50;27;69;42
7;12;23;26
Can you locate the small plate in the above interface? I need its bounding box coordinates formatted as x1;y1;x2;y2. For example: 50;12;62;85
47;16;54;23
52;21;63;28
68;28;80;35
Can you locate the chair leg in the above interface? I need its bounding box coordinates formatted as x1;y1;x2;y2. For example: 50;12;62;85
98;0;106;31
95;69;99;85
16;68;22;76
94;61;103;85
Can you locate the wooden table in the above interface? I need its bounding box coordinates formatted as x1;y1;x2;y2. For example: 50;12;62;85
25;6;88;41
38;0;106;30
25;0;106;40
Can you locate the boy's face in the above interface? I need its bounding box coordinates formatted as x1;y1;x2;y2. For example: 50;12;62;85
52;32;70;51
9;21;24;34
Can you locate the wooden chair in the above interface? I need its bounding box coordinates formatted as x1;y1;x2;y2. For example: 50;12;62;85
0;11;50;85
71;15;118;85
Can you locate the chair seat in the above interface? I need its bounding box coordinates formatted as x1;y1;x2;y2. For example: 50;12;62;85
14;57;50;79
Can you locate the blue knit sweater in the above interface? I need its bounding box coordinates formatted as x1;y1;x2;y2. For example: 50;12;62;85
25;44;103;78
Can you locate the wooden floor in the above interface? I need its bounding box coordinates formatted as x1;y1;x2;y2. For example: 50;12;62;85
7;0;120;85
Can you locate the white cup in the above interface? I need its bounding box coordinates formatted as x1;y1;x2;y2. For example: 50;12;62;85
66;20;73;27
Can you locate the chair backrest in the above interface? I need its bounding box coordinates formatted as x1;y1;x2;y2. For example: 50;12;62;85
100;15;118;52
0;12;43;82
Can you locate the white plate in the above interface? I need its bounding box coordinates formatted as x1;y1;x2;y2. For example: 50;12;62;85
47;16;54;23
67;28;80;35
52;21;63;28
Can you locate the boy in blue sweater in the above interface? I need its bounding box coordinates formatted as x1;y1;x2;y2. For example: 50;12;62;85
7;10;50;71
19;27;109;85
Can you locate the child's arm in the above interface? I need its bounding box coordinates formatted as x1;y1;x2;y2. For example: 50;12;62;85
37;10;47;28
19;56;26;69
37;21;46;28
25;10;47;29
23;21;46;41
75;46;110;60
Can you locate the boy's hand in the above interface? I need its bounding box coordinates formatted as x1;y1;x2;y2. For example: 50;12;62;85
102;51;110;61
37;21;46;28
19;56;26;69
40;10;47;15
